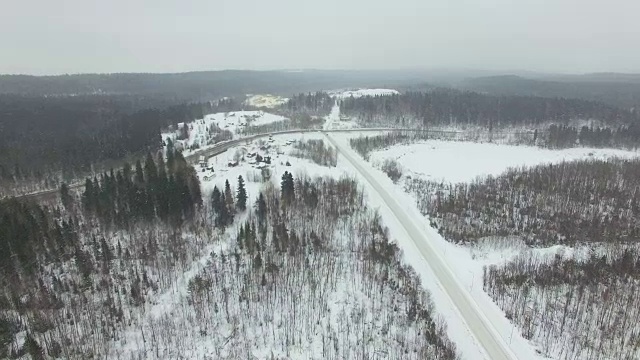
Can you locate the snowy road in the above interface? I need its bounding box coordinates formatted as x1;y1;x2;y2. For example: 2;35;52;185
325;132;519;360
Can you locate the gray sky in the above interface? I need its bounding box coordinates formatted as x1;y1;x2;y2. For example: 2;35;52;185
1;0;639;75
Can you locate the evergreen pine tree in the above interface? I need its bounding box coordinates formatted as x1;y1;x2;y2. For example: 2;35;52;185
236;175;247;211
225;179;234;212
144;152;158;186
219;193;229;227
281;171;295;204
24;333;44;360
256;193;267;226
211;186;222;213
237;224;245;250
156;155;169;219
82;178;94;211
134;160;145;185
254;252;262;269
60;182;73;209
272;229;280;253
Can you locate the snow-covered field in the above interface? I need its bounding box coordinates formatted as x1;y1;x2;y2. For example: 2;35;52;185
245;94;288;108
369;140;640;184
329;88;399;99
161;110;289;156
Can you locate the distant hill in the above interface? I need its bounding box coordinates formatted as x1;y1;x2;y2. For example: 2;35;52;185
545;73;640;84
460;74;640;110
0;70;436;101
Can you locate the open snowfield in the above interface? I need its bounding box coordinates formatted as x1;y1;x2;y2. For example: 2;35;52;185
245;94;289;108
329;88;399;99
369;140;640;184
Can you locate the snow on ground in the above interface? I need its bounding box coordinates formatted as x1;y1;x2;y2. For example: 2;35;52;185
199;132;344;200
204;111;287;133
161;110;289;156
329;88;399;99
369;140;640;184
245;94;288;108
340;134;640;359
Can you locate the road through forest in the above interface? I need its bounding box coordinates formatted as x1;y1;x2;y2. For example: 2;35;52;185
325;132;519;360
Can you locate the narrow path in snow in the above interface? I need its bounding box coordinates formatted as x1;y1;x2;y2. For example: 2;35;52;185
325;132;521;360
323;101;341;130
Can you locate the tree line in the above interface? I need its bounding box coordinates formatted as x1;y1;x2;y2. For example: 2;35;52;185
350;132;432;160
547;123;640;149
284;92;334;115
340;90;639;128
0;94;242;191
290;139;338;167
81;148;202;226
240;112;324;135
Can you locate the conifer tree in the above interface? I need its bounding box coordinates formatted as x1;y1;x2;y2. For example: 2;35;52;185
224;179;235;218
237;175;247;211
219;193;229;227
281;171;295;204
82;178;94;211
24;333;44;360
256;193;267;227
134;160;145;185
60;182;73;209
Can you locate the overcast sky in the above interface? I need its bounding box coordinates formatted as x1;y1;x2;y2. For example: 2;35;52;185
1;0;639;75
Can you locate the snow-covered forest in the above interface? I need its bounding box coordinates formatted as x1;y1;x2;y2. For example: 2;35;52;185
401;156;640;359
341;90;640;149
0;139;458;359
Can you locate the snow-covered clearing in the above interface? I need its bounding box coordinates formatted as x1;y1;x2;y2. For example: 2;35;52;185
329;88;399;99
245;94;288;108
205;111;287;133
161;110;289;156
200;133;344;199
369;140;640;184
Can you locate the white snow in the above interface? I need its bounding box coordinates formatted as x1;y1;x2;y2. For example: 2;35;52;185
369;140;640;184
330;88;399;99
245;94;288;108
